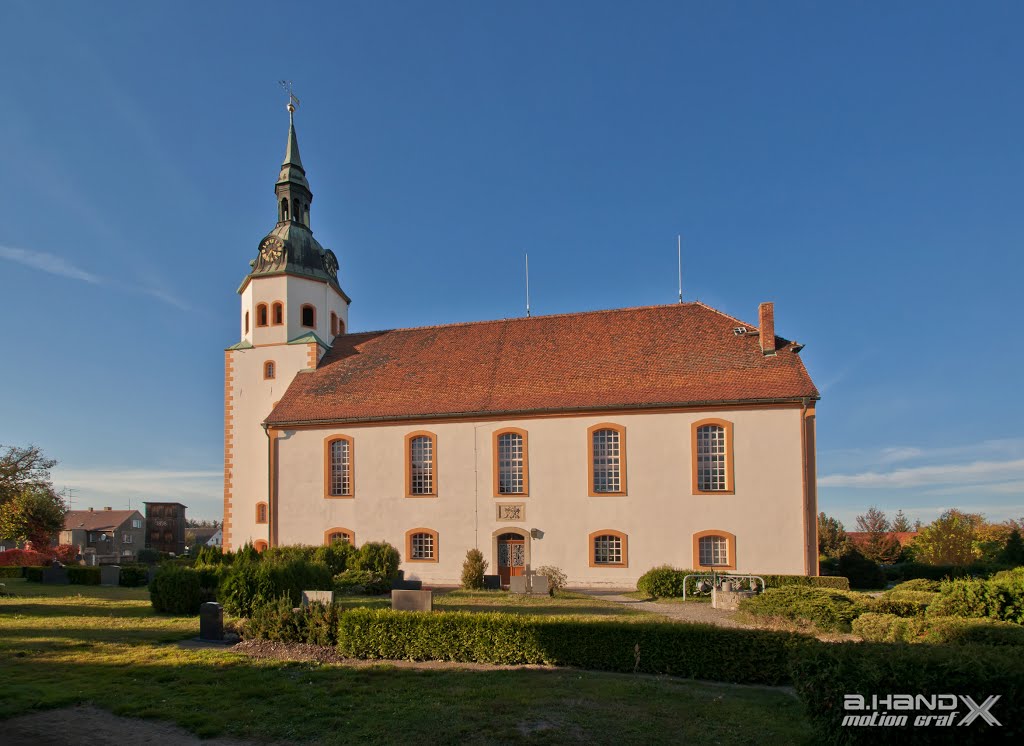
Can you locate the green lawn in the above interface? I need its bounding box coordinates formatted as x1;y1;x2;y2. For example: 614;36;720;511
0;579;813;744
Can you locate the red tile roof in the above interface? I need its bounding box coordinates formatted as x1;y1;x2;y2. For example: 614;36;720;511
267;302;819;426
63;510;142;532
847;531;919;548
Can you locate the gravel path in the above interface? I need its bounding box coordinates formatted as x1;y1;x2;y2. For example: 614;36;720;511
579;591;747;628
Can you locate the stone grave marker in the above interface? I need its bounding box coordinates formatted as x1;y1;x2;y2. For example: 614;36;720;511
508;575;529;594
530;575;550;596
42;566;68;585
200;602;224;641
391;589;433;612
301;590;335;606
483;574;500;590
99;566;120;587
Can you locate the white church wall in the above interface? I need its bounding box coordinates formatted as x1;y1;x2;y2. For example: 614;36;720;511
272;405;809;587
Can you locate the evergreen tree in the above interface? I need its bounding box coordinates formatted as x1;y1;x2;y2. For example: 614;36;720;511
855;506;901;563
998;529;1024;567
892;510;912;533
817;512;849;558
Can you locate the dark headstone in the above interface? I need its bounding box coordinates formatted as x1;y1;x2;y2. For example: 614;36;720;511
483;574;500;590
199;602;224;641
391;577;423;591
42;566;69;585
99;566;120;587
391;589;433;612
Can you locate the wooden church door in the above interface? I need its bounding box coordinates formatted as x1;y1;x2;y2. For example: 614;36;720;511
497;532;525;588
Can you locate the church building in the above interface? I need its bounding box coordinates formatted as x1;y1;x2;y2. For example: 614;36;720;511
223;106;821;587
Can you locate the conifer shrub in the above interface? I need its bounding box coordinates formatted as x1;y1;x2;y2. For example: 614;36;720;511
851;612;918;642
837;549;886;589
333;569;390;595
461;549;487;590
118;565;149;587
313;541;357;576
246;597;339;646
66;566;100;585
926;578;989;619
890;578;941;593
739;586;870;632
218;557;333;616
352;541;401;582
150;565;203;615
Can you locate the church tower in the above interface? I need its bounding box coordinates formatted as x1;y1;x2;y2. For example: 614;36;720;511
223;102;351;551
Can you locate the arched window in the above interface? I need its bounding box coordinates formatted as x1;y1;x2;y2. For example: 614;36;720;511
494;428;528;496
263;361;276;380
301;304;316;328
692;419;734;494
253;540;268;553
272;302;284;325
324;527;354;546
324;435;354;498
330;312;338;336
589;530;628;567
337;317;345;335
293;199;301;225
256;303;269;327
405;528;438;562
280;198;289;222
406;432;437;497
255;503;268;524
692;530;737;570
244;311;250;334
588;424;626;495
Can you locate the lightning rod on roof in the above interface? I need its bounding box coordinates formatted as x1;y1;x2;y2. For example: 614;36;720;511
525;253;531;318
677;234;683;304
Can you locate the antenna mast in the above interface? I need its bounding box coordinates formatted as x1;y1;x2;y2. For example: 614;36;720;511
677;234;683;303
525;253;531;318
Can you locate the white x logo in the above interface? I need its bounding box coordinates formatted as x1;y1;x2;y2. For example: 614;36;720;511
958;695;1001;727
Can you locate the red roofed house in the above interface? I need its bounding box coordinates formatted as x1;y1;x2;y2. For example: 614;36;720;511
61;508;145;564
223;107;821;586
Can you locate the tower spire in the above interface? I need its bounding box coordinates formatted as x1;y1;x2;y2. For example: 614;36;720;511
274;83;310;225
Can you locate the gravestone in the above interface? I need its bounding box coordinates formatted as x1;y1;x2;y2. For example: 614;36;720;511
41;566;68;585
99;566;120;587
391;589;433;612
530;575;550;596
301;590;334;607
199;602;224;641
508;575;529;594
483;574;500;590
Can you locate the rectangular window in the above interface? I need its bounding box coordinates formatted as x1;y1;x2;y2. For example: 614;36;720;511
122;534;133;544
496;431;525;494
409;436;434;495
695;423;730;492
329;439;352;496
699;536;729;566
593;534;622;564
411;532;434;560
591;428;622;493
131;519;142;529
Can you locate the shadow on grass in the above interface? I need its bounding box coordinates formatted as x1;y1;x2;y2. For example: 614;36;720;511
0;602;155;618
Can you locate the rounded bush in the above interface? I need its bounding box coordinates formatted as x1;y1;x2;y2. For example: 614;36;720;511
461;549;487;590
852;612;917;642
636;565;687;597
739;586;869;632
150;565;202;615
890;578;941;593
353;542;401;581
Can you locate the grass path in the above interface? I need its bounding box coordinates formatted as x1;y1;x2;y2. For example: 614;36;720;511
0;579;813;744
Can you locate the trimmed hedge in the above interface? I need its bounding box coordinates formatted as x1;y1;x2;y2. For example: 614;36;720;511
67;566;100;585
118;565;150;587
247;597;339;646
23;567;45;582
0;566;24;578
869;595;931;618
851;612;918;643
791;640;1024;744
738;586;869;632
336;608;807;684
635;565;849;597
853;612;1024;646
150;565;202;615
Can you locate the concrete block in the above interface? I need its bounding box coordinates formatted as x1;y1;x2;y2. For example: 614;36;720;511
391;589;433;612
199;602;224;641
99;566;120;587
301;590;334;606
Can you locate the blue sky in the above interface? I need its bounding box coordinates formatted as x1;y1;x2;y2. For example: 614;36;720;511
1;1;1021;527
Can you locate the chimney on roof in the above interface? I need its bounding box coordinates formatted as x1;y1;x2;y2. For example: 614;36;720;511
88;507;94;512
103;506;112;511
759;302;775;355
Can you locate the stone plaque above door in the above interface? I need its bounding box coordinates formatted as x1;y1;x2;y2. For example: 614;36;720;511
496;503;526;521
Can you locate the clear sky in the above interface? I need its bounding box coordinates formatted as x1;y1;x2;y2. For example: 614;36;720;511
1;1;1021;527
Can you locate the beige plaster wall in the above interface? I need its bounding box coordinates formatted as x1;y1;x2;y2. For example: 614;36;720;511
273;407;811;587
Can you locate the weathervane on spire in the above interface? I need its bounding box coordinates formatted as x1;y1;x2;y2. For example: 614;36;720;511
279;80;300;114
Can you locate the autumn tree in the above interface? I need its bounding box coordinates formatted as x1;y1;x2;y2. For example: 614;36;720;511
855;506;901;563
891;510;911;533
912;510;983;566
817;512;849;558
0;444;66;546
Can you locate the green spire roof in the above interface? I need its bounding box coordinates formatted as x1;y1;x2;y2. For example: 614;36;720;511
283;109;303;170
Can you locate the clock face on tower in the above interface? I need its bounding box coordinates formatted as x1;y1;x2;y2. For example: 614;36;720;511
259;236;284;264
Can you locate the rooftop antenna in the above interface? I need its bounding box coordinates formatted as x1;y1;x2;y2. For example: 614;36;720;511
61;487;76;509
677;234;683;304
278;79;301;113
525;253;531;318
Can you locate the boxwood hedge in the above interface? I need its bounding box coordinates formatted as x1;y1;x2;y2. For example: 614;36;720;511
335;608;807;684
635;565;850;597
0;566;24;578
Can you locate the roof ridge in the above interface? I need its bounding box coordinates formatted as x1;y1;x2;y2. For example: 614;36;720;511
691;300;757;331
339;302;707;338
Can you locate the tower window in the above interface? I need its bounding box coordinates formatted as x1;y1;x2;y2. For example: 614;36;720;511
244;311;250;334
293;199;301;224
256;304;269;327
301;304;316;328
272;302;284;325
263;361;276;380
281;198;289;222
